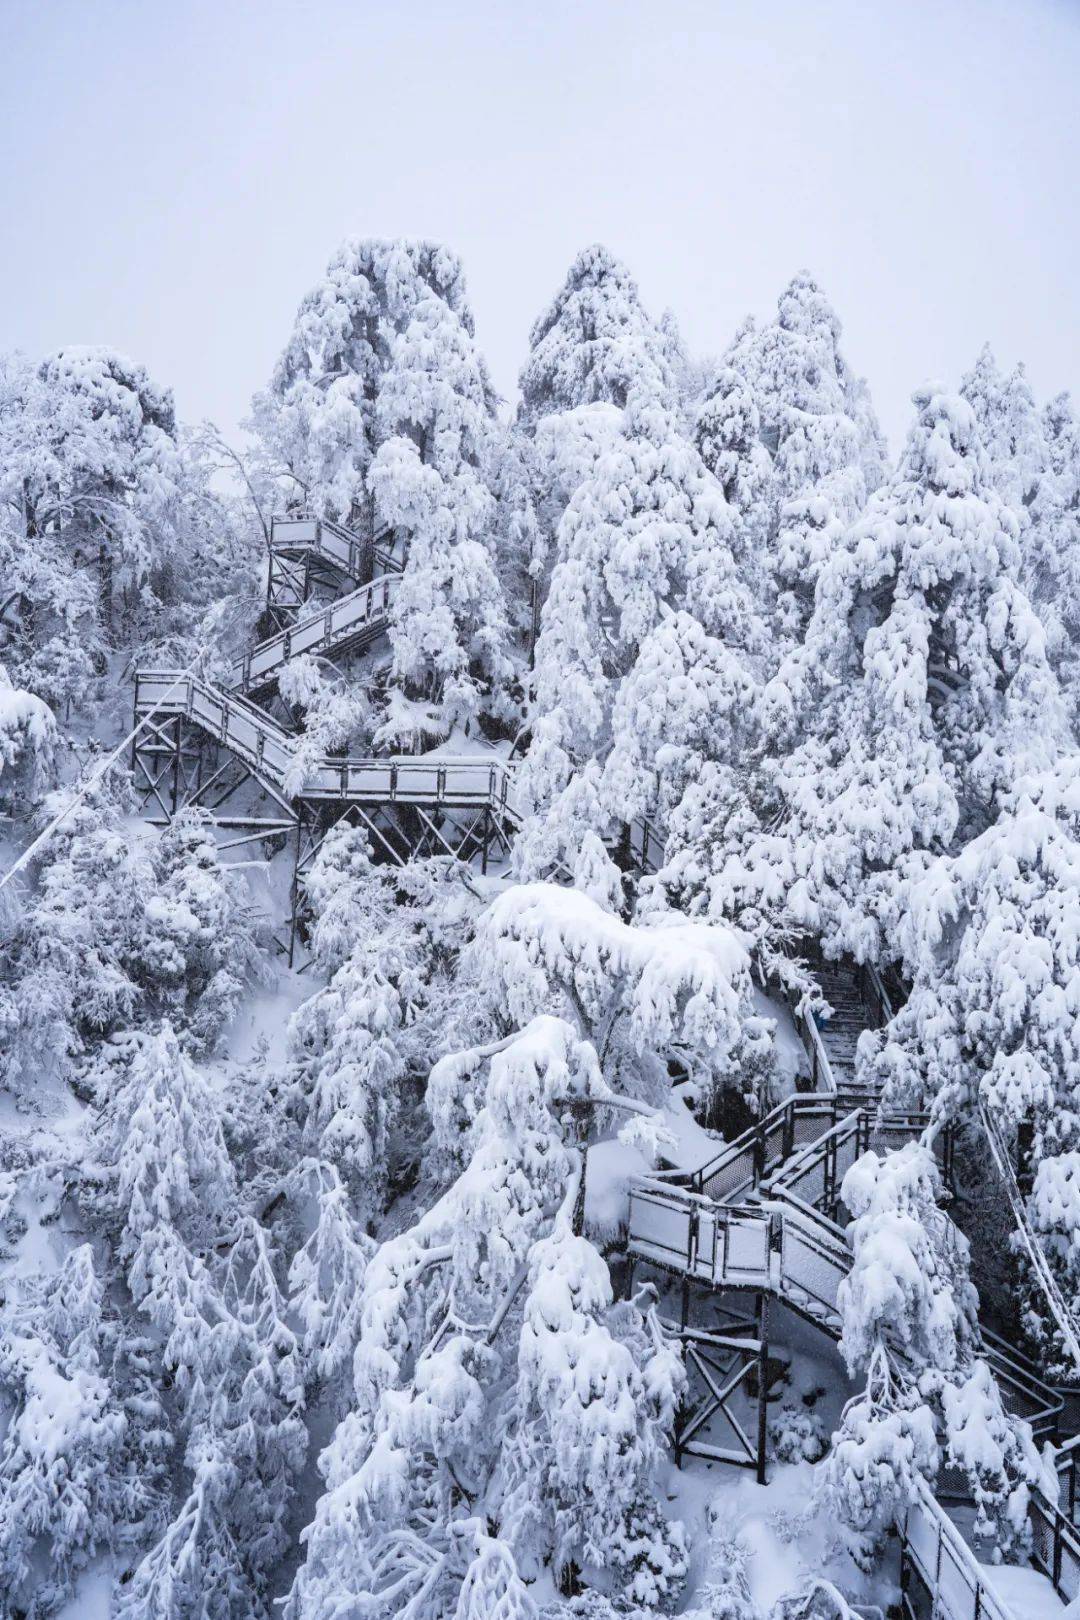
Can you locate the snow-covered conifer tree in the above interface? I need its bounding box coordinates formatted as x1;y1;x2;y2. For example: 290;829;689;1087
824;1142;1043;1557
693;367;775;580
91;1022;236;1298
498;1219;686;1603
0;778;152;1090
681;385;1062;966
254;238;512;744
517;390;763;875
143;807;266;1056
867;761;1080;1368
285;822;483;1214
370;278;512;743
0;663;56;811
465;882;768;1111
725;275;884;643
0;1246;128;1610
518;246;673;426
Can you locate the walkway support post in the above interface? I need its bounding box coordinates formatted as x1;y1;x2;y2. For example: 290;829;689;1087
756;1292;769;1485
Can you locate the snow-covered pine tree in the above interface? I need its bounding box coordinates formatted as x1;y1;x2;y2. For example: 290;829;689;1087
0;780;263;1090
453;1533;538;1620
0;776;153;1090
497;1219;686;1604
692;366;775;604
286;1158;374;1391
250;237;452;526
285;822;483;1218
516;389;763;877
289;1006;686;1619
1035;391;1080;728
518;246;674;427
513;247;676;628
964;352;1080;734
91;1021;237;1299
461;880;770;1115
726;274;884;644
824;1141;1044;1558
1;346;250;703
865;759;1080;1369
666;383;1064;969
960;345;1013;487
253;238;512;746
370;270;512;744
143;806;266;1056
0;1245;128;1611
0;662;56;812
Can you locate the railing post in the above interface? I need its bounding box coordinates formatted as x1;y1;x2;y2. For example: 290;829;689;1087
756;1292;770;1485
753;1121;766;1186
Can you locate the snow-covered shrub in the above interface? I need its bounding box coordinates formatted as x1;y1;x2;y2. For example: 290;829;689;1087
768;1395;828;1464
0;663;56;809
143;806;267;1055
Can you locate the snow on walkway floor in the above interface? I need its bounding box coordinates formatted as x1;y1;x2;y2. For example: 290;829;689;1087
979;1561;1067;1617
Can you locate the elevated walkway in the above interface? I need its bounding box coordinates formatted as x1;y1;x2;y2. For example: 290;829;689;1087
627;988;1080;1620
132;514;518;880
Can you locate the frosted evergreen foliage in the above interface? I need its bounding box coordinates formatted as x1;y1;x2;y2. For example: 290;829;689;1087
693;367;775;575
252;238;473;524
0;783;262;1088
465;882;767;1109
0;346;248;708
518;391;762;872
825;1142;1043;1556
868;762;1080;1368
286;824;479;1214
0;663;56;809
498;1222;686;1603
0;1246;127;1611
254;238;511;743
92;1022;236;1295
724;274;883;642
715;384;1064;964
518;246;674;425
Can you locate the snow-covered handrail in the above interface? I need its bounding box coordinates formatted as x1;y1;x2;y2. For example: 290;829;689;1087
133;670;519;816
229;572;398;694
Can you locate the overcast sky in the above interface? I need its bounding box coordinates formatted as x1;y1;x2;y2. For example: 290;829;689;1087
3;0;1078;450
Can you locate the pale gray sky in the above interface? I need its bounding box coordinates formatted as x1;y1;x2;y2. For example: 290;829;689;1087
2;0;1078;449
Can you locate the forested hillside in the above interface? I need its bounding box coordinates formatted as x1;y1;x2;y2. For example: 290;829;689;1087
2;238;1079;1620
